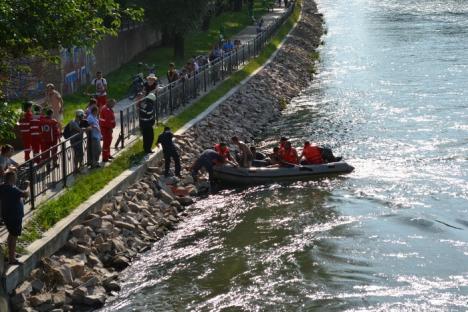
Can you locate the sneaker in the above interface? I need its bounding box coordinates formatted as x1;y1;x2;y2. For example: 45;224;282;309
109;156;115;160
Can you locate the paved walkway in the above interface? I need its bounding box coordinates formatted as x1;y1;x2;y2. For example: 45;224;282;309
2;5;289;245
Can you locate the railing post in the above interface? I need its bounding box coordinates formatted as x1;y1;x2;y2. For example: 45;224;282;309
28;161;36;210
61;141;67;187
155;92;159;124
204;67;207;92
169;84;173;112
119;110;125;148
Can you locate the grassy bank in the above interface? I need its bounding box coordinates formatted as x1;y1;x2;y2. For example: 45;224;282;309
19;1;302;246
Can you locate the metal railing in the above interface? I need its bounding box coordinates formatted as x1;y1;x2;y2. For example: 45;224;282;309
1;2;295;211
118;2;295;147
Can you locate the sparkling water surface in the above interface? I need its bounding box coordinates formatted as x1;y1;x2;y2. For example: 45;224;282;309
101;0;468;310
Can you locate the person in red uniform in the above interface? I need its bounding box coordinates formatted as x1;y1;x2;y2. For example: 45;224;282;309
300;141;324;165
30;105;44;163
40;109;60;164
18;101;33;161
99;99;116;162
279;141;299;166
214;142;234;162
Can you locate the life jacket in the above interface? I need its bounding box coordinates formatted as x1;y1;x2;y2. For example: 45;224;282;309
214;144;230;160
303;145;323;164
280;148;298;164
19;111;33;137
40;117;60;144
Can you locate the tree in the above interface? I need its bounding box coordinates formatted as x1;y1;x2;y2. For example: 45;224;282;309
0;0;143;64
137;0;210;59
0;102;21;144
0;0;143;143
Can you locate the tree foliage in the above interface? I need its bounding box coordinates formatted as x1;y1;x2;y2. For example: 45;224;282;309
0;0;143;142
136;0;210;58
0;102;21;143
0;0;143;63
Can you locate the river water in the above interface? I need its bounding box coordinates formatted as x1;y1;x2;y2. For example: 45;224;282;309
101;0;468;310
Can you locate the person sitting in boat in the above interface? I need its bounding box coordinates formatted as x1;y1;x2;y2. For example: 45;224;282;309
250;146;266;161
250;146;268;167
214;142;235;162
191;149;237;186
279;137;288;152
264;146;281;167
320;147;342;163
300;141;324;165
279;141;299;167
231;136;253;168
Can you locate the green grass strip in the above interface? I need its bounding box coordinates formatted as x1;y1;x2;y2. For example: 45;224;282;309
19;1;302;245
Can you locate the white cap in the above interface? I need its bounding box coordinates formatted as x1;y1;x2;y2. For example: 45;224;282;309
145;93;156;102
146;73;157;80
75;109;85;117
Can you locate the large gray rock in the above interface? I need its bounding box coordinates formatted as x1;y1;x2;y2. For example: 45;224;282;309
29;293;52;307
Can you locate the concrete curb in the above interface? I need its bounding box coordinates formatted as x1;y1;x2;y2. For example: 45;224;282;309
3;2;303;297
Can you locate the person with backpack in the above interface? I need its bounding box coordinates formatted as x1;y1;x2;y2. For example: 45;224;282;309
64;110;89;172
18;101;33;161
91;71;108;111
40;109;61;166
30;105;44;163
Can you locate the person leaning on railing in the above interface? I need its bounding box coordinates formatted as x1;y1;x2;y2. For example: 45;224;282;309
86;105;102;168
68;110;90;173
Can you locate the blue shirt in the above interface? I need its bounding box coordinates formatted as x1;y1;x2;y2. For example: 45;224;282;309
87;114;102;140
0;183;25;221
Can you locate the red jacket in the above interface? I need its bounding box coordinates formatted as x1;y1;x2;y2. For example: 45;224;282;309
19;111;33;136
99;105;116;130
30;114;44;138
40;117;60;144
214;144;231;161
280;148;299;164
303;145;323;164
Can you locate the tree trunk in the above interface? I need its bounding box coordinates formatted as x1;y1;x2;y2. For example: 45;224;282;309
161;28;173;46
173;32;185;59
233;0;243;11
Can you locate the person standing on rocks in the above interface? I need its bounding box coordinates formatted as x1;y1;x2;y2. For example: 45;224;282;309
0;170;29;265
138;93;156;154
231;136;253;168
157;126;181;178
191;149;237;188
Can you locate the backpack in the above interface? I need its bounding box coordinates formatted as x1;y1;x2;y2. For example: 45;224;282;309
63;122;72;139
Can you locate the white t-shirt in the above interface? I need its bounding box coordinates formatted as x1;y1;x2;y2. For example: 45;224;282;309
91;78;107;96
